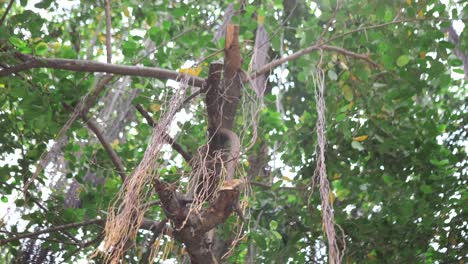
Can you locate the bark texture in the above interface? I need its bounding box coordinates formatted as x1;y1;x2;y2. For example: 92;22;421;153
154;24;243;264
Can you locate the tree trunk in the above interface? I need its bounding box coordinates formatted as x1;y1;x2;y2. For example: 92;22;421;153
155;24;243;264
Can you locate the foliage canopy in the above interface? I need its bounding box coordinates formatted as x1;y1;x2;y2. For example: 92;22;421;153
0;0;467;263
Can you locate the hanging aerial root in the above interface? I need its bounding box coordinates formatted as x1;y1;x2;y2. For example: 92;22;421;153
98;77;189;263
310;60;345;264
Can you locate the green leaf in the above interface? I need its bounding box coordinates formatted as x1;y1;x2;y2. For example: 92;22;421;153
396;55;411;67
383;175;393;185
287;194;297;203
148;27;160;43
163;21;171;31
34;42;48;55
328;70;338;81
351;141;364;151
449;58;463;67
9;37;26;48
272;230;282;240
1;196;8;203
251;232;266;249
269;220;278;230
122;40;138;57
420;185;433;194
35;0;53;9
341;85;353;102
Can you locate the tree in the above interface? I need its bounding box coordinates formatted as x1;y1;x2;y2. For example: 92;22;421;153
0;0;466;263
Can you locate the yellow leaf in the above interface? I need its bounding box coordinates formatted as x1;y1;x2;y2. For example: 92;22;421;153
150;104;161;112
111;139;119;148
98;33;106;44
257;15;265;25
244;160;250;167
179;65;202;77
367;253;377;260
406;0;412;5
353;135;369;142
0;84;4;88
123;6;130;17
282;176;293;182
333;173;340;180
329;192;335;204
419;51;426;59
417;10;424;18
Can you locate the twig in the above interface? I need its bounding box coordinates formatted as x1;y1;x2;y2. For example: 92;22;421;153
82;115;127;181
178;88;203;111
0;216;162;246
104;0;112;63
60;234;104;263
0;219;105;245
0;54;206;88
323;17;453;44
250;44;379;79
321;45;379;68
63;103;127;181
317;0;342;43
24;75;114;195
135;104;192;163
249;181;306;191
0;0;14;27
141;219;168;264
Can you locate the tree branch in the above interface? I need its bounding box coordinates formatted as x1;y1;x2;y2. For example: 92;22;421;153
63;103;127;181
82;114;127;181
104;0;112;64
178;88;204;110
0;217;163;246
323;17;452;44
25;75;115;194
0;54;206;88
250;44;380;80
0;219;105;245
135;104;192;163
249;181;307;191
141;219;168;264
0;0;14;27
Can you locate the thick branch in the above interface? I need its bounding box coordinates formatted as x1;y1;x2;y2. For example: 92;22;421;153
220;24;243;130
205;62;223;131
174;180;242;264
0;54;206;88
135;104;192;163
